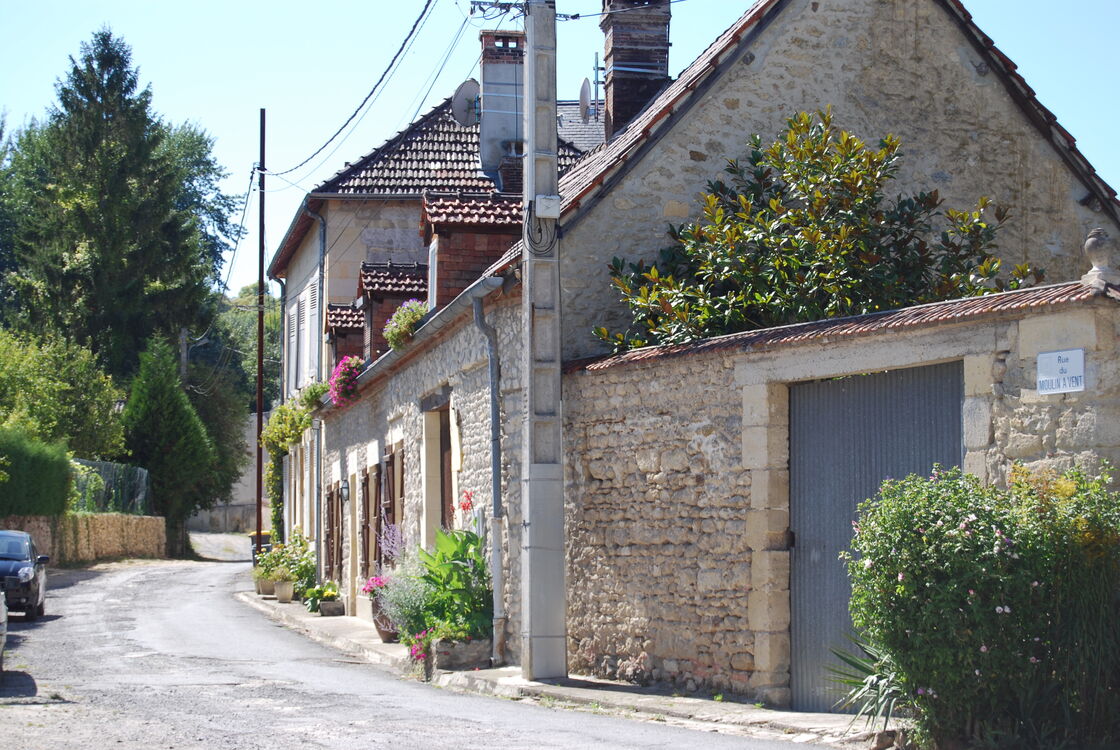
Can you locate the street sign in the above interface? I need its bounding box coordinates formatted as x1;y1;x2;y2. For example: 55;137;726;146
1037;348;1085;395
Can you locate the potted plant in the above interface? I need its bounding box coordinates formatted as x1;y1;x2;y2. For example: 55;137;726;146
305;580;344;616
270;565;296;603
362;573;398;642
254;547;277;596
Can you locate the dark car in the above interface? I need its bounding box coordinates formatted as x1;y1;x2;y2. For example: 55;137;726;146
0;530;48;619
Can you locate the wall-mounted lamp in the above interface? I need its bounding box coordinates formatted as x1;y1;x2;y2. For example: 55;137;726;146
339;479;350;503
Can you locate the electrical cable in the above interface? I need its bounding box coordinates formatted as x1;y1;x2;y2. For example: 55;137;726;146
266;0;438;178
403;15;472;129
558;0;690;21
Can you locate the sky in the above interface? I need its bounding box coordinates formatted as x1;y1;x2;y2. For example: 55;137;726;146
1;0;1117;297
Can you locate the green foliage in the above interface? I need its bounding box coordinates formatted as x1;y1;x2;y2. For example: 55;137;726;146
0;30;238;378
260;527;317;596
299;381;328;410
214;284;281;411
598;109;1042;351
0;329;124;459
68;460;107;512
376;552;435;639
303;580;340;613
829;634;910;731
185;363;249;508
383;299;426;351
847;465;1120;748
265;453;284;544
0;427;71;516
260;398;312;457
121;338;214;552
417;528;493;639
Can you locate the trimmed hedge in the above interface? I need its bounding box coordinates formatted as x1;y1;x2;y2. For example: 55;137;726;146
0;427;71;516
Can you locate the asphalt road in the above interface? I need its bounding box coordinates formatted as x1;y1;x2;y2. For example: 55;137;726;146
1;534;817;749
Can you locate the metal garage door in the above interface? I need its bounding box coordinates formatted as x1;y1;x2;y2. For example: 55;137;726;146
789;361;963;712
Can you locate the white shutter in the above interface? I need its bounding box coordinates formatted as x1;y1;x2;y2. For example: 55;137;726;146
297;294;307;388
287;302;298;395
307;281;319;382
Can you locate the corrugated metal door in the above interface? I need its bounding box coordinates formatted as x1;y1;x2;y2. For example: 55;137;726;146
789;361;963;712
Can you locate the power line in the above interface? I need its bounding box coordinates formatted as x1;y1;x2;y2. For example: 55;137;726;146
265;0;438;179
404;15;473;128
558;0;690;21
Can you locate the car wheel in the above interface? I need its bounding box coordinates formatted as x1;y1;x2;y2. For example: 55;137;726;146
36;599;45;618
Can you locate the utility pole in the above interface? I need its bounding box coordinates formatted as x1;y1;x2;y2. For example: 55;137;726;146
520;0;566;680
256;108;266;559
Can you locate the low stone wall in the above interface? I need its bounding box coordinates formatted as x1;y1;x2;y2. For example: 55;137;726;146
0;513;166;564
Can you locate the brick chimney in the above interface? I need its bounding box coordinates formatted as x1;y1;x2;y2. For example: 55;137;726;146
479;30;525;183
600;0;671;141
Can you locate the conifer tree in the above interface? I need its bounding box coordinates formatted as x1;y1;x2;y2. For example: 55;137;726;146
122;338;214;556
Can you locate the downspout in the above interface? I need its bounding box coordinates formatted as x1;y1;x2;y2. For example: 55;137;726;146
305;208;327;579
473;296;506;666
275;278;288;539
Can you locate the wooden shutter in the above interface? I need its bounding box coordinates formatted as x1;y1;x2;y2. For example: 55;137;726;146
359;469;370;579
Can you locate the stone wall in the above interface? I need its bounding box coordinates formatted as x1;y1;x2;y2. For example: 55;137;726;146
320;294;526;653
0;513;166;564
562;293;1120;706
564;350;756;695
559;0;1117;361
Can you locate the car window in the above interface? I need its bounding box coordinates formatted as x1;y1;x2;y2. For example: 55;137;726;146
0;536;30;559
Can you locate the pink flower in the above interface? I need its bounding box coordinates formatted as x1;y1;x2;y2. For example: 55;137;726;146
1029;656;1039;663
459;489;475;513
980;645;988;653
897;572;905;582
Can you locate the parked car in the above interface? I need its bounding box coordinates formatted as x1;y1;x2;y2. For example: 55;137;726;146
0;594;7;676
0;530;49;619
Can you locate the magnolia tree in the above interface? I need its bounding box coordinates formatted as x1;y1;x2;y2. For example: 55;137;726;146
596;109;1042;351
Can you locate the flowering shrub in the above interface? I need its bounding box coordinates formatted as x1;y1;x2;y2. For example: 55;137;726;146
328;355;362;407
383;299;426;351
361;574;388;598
459;488;474;514
846;465;1120;748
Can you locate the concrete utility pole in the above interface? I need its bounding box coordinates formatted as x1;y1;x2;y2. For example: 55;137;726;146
520;0;566;680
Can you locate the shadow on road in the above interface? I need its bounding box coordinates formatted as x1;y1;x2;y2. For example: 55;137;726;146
9;614;62;629
0;670;39;698
46;567;105;591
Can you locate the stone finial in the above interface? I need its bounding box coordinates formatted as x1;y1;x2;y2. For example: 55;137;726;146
1081;228;1119;288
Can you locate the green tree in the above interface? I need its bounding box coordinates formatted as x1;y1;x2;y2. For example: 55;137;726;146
215;284;281;411
0;329;124;459
122;338;214;556
2;30;237;377
597;110;1042;351
185;363;249;509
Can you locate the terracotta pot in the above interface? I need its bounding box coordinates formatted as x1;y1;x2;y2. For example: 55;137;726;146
274;580;294;603
370;598;398;643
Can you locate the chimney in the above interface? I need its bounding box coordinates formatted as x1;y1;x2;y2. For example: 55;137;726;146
600;0;671;141
479;30;525;182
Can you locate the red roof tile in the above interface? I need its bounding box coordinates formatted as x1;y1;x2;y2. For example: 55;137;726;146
567;281;1115;373
325;303;363;332
360;262;428;297
423;192;522;228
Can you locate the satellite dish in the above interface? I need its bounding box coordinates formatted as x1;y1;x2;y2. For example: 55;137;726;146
451;79;480;127
579;78;592;124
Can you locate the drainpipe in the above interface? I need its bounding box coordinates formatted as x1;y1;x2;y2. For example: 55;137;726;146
305;208;327;581
275;278;287;539
473;296;506;666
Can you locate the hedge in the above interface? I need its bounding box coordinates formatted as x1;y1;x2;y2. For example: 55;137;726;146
0;427;71;516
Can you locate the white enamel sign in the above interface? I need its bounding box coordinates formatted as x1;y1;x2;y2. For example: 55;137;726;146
1037;349;1085;395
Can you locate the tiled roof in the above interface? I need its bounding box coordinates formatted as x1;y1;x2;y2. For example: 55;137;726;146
423;192;522;227
557;100;606;153
315;99;587;197
325;303;363;332
359;262;428;297
567;281;1117;373
558;0;1119;227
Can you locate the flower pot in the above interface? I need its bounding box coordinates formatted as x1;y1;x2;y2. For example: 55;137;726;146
370;598;398;643
432;637;492;670
319;600;345;617
253;577;262;595
274;580;294;603
259;578;275;596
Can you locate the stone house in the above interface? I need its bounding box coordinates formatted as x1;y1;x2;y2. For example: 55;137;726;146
274;0;1120;710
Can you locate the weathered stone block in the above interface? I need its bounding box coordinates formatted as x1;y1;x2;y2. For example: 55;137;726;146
751;550;790;591
745;509;789;551
753;632;791;674
747;590;790;632
963;396;993;450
